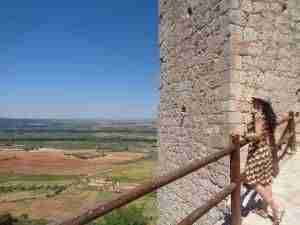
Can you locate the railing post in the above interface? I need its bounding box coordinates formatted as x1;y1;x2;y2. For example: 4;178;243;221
288;111;296;154
230;135;241;225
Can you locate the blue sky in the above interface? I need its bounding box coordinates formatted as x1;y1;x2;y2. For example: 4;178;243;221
0;1;159;119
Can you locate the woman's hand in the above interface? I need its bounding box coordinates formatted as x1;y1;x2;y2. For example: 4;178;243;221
230;127;242;137
230;131;240;137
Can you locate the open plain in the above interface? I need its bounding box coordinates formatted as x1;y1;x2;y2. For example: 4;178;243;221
0;119;158;224
0;149;146;175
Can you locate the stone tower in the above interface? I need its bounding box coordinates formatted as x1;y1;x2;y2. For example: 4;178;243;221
158;1;300;225
290;0;300;145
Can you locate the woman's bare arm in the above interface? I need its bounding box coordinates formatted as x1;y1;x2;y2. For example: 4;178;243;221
231;112;292;142
241;132;260;142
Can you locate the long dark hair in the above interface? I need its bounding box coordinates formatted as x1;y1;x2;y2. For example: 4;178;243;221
254;98;278;134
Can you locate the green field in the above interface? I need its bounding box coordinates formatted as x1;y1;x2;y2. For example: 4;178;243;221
0;174;79;184
0;118;158;225
0;158;158;225
0;132;156;152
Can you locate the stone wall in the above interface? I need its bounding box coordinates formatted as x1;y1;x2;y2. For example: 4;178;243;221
158;0;300;225
229;0;299;135
290;0;300;144
290;0;300;83
158;1;231;225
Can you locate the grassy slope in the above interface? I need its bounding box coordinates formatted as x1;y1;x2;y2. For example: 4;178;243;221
108;159;157;183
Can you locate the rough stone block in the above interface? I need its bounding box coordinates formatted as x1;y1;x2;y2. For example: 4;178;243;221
159;1;299;225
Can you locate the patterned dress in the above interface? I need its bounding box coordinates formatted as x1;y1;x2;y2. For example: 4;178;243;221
244;111;274;186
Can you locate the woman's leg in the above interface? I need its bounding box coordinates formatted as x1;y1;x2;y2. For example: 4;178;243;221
255;184;272;206
264;184;281;216
255;184;282;221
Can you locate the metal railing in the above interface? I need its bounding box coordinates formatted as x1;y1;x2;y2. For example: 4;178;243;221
52;111;297;225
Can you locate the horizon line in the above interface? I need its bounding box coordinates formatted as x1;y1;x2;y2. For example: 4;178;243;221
0;116;157;121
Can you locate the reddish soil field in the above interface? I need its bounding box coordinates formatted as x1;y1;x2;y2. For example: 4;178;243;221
0;150;146;175
0;190;103;223
0;149;148;222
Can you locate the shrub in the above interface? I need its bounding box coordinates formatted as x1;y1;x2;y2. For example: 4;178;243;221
0;213;47;225
0;213;16;225
53;186;65;195
91;204;149;225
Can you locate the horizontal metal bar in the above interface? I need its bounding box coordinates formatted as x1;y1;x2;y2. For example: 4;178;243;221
53;146;235;225
277;132;294;148
276;121;290;147
177;183;237;225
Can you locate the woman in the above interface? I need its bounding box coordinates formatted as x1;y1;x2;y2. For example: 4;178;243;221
233;96;285;225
